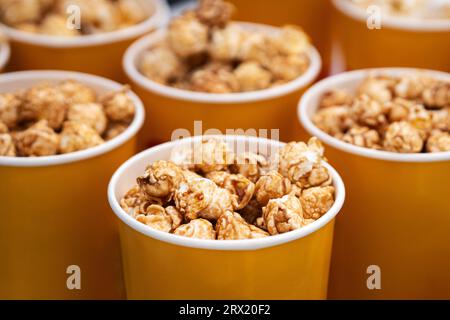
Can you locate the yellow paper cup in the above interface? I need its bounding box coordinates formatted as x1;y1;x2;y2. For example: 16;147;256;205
0;40;10;71
0;0;170;81
228;0;332;75
0;70;145;300
123;23;322;148
108;135;345;300
299;68;450;299
332;0;450;72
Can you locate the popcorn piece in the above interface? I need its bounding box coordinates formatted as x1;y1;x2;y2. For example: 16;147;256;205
206;171;255;210
174;219;216;240
196;0;234;27
234;62;272;92
58;80;97;105
0;0;43;25
140;46;185;84
268;54;309;81
422;81;450;109
350;95;387;128
319;89;353;109
239;198;261;225
103;87;135;123
273;25;310;56
168;11;209;58
216;211;268;240
338;126;381;149
209;24;247;61
426;130;450;153
136;205;182;233
14;120;59;156
39;14;79;36
67;103;107;134
190;62;239;93
394;74;430;100
254;171;291;206
120;185;163;217
383;121;424;153
262;193;305;235
239;31;278;67
358;76;394;103
191;138;234;173
137;160;185;200
0;93;21;129
231;152;268;183
300;186;335;220
313;106;354;136
118;0;153;25
0;122;15;156
174;178;235;221
104;122;127;140
431;108;450;132
59;121;104;154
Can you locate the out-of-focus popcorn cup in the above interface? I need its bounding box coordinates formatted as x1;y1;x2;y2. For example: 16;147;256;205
228;0;332;75
0;70;145;300
0;0;170;81
332;0;450;72
0;39;10;71
123;23;322;148
299;68;450;299
108;135;345;300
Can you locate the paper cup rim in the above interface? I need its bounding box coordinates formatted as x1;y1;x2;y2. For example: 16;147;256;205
0;0;170;48
108;135;346;251
333;0;450;32
0;70;145;167
123;22;322;104
0;40;10;69
299;67;450;163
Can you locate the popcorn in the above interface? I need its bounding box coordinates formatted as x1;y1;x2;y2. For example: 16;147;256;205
121;137;336;240
0;93;21;129
234;62;272;92
39;14;79;36
59;121;104;154
67;103;107;134
209;24;247;61
0;122;15;156
104;122;128;141
174;219;216;240
274;25;310;56
58;80;97;105
102;87;135;123
118;0;154;25
190;62;239;94
0;0;43;25
139;46;185;84
426;130;450;153
268;54;310;82
14;120;60;156
313;73;450;153
196;0;234;27
216;211;268;240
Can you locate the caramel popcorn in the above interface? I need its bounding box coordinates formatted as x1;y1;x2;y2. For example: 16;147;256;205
104;122;128;141
67;103;107;134
0;0;155;36
102;88;136;124
426;130;450;153
138;0;311;93
14;120;60;156
59;121;104;154
58;80;97;105
121;137;336;241
313;73;450;153
0;122;15;156
0;93;21;129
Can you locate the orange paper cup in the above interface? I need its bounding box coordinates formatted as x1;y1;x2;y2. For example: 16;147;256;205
332;0;450;72
0;71;145;300
0;0;170;81
108;135;345;300
299;68;450;299
123;23;322;148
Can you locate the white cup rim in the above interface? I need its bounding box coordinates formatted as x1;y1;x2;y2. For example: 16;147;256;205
108;135;346;252
123;22;322;104
0;0;170;48
333;0;450;32
299;67;450;163
0;70;145;167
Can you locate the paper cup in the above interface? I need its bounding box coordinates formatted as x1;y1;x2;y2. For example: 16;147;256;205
299;68;450;299
228;0;332;75
332;0;450;72
0;0;170;81
123;22;322;149
0;71;145;300
108;135;345;300
0;40;10;71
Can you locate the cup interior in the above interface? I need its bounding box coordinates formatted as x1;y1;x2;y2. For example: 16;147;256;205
108;135;346;251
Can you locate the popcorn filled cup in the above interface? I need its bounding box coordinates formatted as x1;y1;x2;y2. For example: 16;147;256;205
299;68;450;299
332;0;450;72
0;0;170;81
108;135;345;300
124;23;321;148
0;70;145;299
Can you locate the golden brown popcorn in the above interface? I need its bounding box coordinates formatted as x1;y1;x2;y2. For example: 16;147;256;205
14;120;59;156
102;87;135;123
58;80;97;105
350;95;388;128
67;103;107;135
118;0;153;25
120;185;163;218
0;122;15;156
216;211;268;240
208;24;247;61
234;62;272;92
431;108;450;132
313;106;354;136
358;76;394;103
206;171;255;210
190;62;239;93
0;93;21;129
174;219;216;240
140;46;185;84
338;126;381;149
231;152;268;183
239;198;261;225
273;25;310;56
0;0;43;25
319;89;353;109
14;22;39;32
300;186;335;220
59;121;104;154
39;14;79;36
239;31;278;67
426;130;450;153
168;11;209;58
174;178;236;221
383;121;424;153
191;138;234;173
104;122;128;140
254;171;291;206
268;54;309;81
137;160;185;200
196;0;234;27
407;104;433;138
386;98;415;123
422;81;450;109
261;193;304;235
21;83;68;130
394;74;430;100
136;205;183;233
